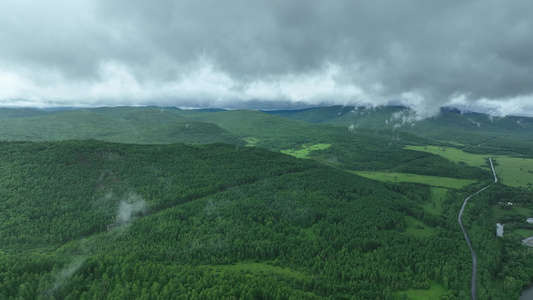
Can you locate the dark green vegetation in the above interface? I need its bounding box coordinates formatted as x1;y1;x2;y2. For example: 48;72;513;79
1;106;533;299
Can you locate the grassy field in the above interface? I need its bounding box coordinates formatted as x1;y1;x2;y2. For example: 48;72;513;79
513;229;533;239
406;145;533;189
244;137;259;146
210;261;310;280
422;188;448;215
352;171;476;189
302;227;318;240
492;205;533;221
492;157;533;188
404;216;436;238
395;280;446;300
280;143;331;159
405;145;489;168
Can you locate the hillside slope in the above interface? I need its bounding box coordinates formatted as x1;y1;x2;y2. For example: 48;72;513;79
0;140;488;299
0;106;494;179
0;116;531;298
0;108;245;145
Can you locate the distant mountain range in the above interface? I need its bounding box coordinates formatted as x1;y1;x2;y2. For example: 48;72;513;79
3;105;530;157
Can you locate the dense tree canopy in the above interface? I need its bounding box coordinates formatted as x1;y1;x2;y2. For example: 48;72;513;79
1;107;533;299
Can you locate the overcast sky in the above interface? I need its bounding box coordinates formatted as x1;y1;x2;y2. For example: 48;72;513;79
1;0;532;117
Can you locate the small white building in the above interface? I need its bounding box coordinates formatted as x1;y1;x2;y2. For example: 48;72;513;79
496;223;504;237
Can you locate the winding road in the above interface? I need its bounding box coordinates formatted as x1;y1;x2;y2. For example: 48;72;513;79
458;158;498;300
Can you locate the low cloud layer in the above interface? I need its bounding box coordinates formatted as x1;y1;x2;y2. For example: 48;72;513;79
1;0;533;117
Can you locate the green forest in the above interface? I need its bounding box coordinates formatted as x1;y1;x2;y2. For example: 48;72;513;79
1;106;533;299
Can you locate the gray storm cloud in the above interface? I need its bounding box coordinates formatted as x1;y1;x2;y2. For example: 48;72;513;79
1;0;533;116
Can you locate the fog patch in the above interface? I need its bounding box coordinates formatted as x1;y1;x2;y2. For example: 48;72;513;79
44;257;85;298
106;192;148;232
117;193;147;224
389;110;426;129
204;199;221;217
468;118;481;128
56;258;83;285
44;192;147;296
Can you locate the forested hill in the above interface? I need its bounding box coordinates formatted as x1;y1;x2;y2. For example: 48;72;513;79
266;106;533;157
265;105;533;137
1;107;533;298
0;106;491;180
0;108;246;145
2;105;532;158
0;139;511;299
0;140;315;249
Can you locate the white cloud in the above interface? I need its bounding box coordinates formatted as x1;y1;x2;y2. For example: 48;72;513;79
2;57;533;118
0;70;31;100
0;59;374;109
1;0;533;117
446;94;533;117
243;63;369;105
399;90;441;119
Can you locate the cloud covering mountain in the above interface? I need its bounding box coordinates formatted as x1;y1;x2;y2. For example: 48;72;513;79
1;0;533;117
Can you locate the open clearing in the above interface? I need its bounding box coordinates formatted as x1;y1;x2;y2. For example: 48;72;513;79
396;280;446;300
405;145;489;168
492;205;533;221
404;216;436;237
281;143;331;159
352;171;476;189
210;261;310;280
492;157;533;188
244;137;259;146
302;227;318;240
513;229;533;239
406;145;533;188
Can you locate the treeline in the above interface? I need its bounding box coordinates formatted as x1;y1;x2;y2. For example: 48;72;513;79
463;138;533;158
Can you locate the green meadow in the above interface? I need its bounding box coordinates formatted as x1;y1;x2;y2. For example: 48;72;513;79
244;137;260;146
493;157;533;188
280;143;331;159
302;227;318;240
406;145;533;188
210;261;310;280
352;171;476;189
492;205;533;221
513;229;533;239
405;145;489;168
395;280;446;300
404;216;436;237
